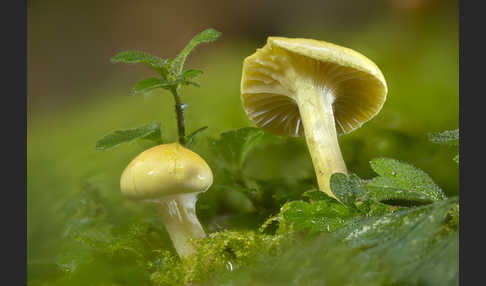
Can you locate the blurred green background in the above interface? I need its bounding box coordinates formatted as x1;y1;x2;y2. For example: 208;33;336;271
27;0;458;283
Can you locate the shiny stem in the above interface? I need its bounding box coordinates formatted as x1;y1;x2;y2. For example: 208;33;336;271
295;82;348;199
158;193;206;258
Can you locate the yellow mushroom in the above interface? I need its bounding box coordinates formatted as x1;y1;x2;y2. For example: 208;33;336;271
120;142;213;258
240;37;387;199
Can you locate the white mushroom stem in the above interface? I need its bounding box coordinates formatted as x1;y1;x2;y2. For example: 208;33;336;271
157;193;206;259
294;80;348;199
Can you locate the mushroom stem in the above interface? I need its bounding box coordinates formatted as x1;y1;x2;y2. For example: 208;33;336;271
157;193;206;258
295;81;348;199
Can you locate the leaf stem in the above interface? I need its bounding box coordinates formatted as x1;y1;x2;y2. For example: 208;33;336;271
171;87;186;145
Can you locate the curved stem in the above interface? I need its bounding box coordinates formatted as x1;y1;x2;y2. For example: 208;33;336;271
294;82;348;199
158;193;205;258
171;87;186;145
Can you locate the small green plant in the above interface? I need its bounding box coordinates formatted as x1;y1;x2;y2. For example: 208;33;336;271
96;28;221;149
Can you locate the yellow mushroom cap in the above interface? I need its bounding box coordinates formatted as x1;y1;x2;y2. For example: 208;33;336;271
120;143;213;201
241;37;388;136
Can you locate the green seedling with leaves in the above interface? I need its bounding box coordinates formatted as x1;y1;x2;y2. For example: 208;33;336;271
96;28;221;150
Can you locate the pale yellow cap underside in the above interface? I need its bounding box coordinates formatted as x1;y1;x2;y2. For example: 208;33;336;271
120;143;213;200
241;37;388;137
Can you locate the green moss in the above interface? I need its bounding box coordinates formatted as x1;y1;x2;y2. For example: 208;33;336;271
150;230;287;286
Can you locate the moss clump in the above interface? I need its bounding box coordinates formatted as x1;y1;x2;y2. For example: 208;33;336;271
149;230;287;285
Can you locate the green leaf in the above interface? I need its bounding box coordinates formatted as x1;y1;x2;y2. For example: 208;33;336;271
302;189;333;203
132;77;170;94
182;69;203;79
185;126;208;148
280;199;355;234
340;197;456;246
365;176;435;205
95;121;162;151
330;173;364;207
184;81;200;87
110;51;168;75
428;129;459;146
173;69;205;88
336;197;458;285
211;127;270;171
369;158;446;201
174;28;221;73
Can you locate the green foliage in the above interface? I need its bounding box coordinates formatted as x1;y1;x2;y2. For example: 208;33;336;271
173;28;222;73
31;125;460;286
428;129;459;164
336;197;459;286
132;78;169;95
428;129;459;146
368;157;446;201
208;127;310;218
330;173;364;207
151;231;286;286
95;121;162;151
33;183;168;286
103;28;221;148
268;156;451;237
184;126;208;148
111;28;221;97
211;127;274;171
212;199;458;286
280;199;354;234
110;50;167;72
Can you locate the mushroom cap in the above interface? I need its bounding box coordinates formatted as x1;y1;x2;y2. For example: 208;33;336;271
120;143;213;201
241;37;388;137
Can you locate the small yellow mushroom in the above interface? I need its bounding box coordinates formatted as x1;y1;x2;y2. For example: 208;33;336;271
120;142;213;258
241;37;387;199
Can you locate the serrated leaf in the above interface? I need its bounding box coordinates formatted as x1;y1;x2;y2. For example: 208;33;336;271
110;50;168;75
340;197;456;246
365;176;434;205
174;28;221;73
369;158;446;201
330;173;364;207
336;197;458;285
281;199;355;234
428;129;459;146
132;77;170;94
95;121;162;151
